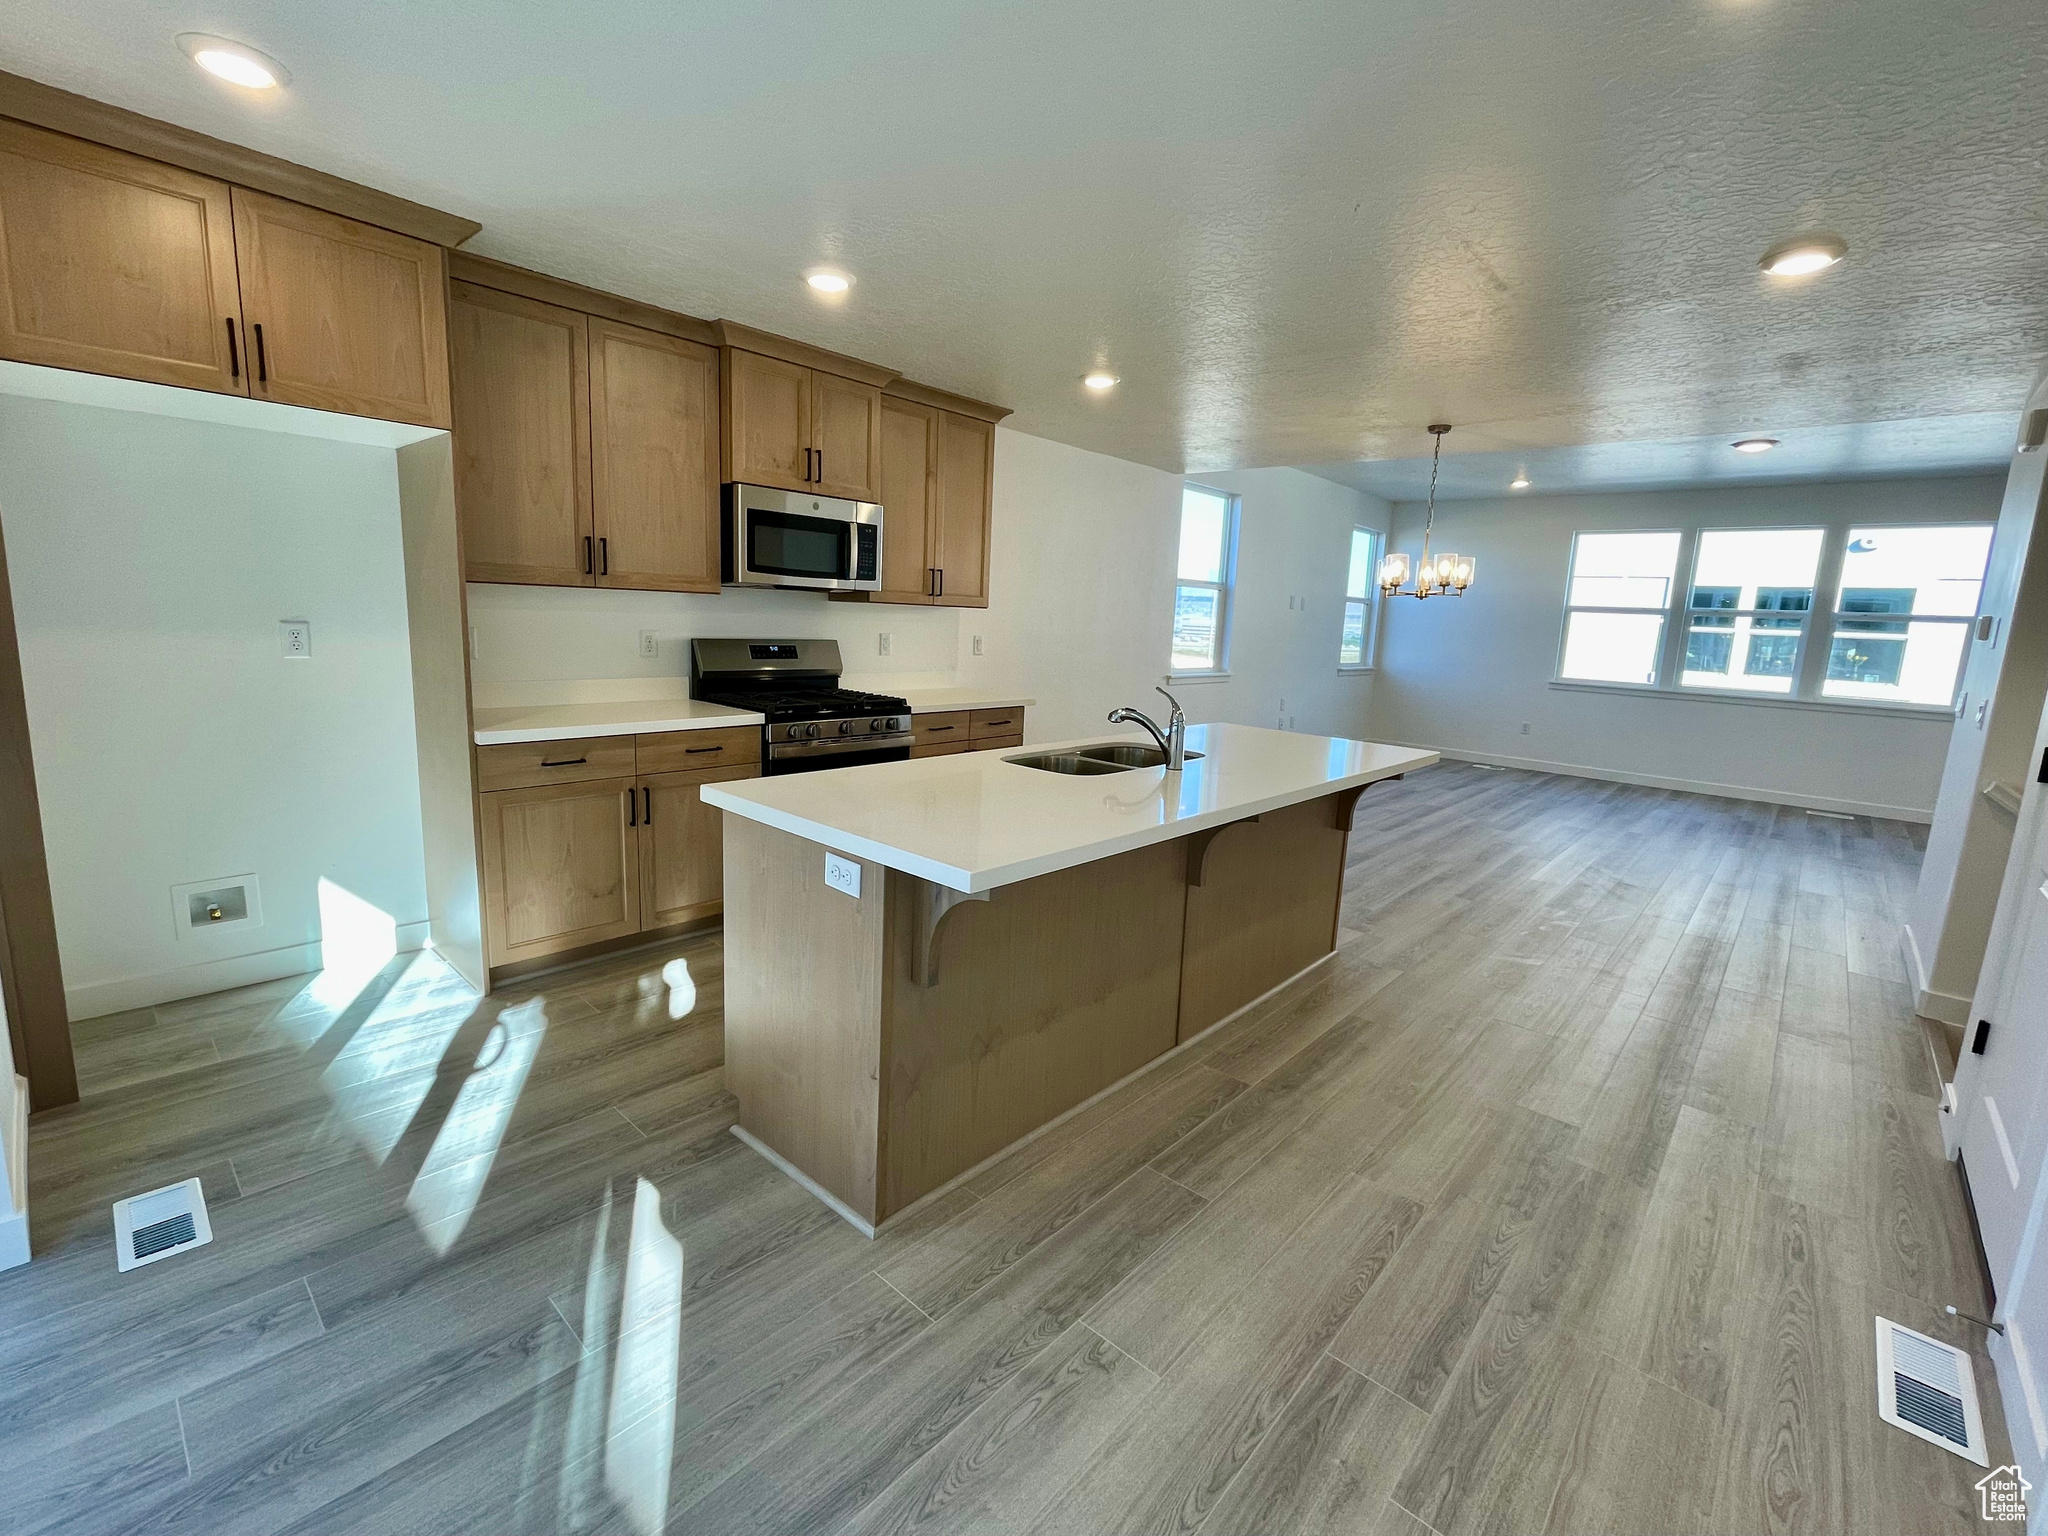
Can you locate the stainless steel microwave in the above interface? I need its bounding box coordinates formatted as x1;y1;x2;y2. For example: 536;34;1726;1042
721;483;883;592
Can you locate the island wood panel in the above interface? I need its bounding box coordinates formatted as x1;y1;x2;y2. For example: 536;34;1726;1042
478;775;641;966
448;281;592;585
229;186;451;428
640;762;757;928
590;319;720;593
722;816;888;1222
0;120;244;395
809;370;883;501
1177;793;1350;1042
877;838;1187;1217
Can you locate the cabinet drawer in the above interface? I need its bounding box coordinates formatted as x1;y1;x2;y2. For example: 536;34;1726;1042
911;740;976;759
476;735;635;792
635;726;762;774
975;734;1024;753
913;712;970;747
969;707;1024;740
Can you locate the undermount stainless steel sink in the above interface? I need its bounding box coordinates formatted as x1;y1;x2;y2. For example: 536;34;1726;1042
1005;742;1206;775
1075;743;1204;769
1002;751;1131;776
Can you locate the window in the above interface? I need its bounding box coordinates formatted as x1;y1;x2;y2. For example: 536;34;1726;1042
1553;518;1995;711
1339;527;1382;667
1172;485;1238;673
1678;527;1823;695
1821;526;1996;705
1558;530;1681;684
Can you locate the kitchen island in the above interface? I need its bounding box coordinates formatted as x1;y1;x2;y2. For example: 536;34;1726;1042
702;722;1436;1233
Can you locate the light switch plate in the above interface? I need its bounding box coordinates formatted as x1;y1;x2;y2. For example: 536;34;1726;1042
824;852;861;899
279;620;311;659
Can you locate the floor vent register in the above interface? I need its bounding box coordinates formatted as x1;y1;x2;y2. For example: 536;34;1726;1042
112;1177;214;1272
1876;1316;1989;1466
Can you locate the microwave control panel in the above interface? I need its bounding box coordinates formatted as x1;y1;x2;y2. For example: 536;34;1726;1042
855;523;878;582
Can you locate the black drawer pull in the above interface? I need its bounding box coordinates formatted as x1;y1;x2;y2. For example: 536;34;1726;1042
927;724;956;733
539;756;588;768
685;745;723;754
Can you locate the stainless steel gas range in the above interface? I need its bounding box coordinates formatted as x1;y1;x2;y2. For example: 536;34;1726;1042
690;638;913;776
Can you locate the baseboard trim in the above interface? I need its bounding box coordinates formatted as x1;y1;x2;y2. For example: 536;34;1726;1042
66;919;431;1021
1405;745;1935;823
732;946;1342;1239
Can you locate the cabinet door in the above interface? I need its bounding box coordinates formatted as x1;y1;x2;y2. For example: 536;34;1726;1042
591;321;720;593
0;121;244;394
230;188;451;428
450;282;592;585
724;348;811;492
640;763;759;929
933;412;994;607
480;777;642;966
811;371;883;501
871;396;939;603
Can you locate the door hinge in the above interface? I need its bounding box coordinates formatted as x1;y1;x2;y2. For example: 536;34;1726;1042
1973;1019;1991;1055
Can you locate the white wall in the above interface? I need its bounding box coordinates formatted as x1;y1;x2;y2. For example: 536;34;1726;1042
469;428;1388;746
1365;474;2008;820
0;395;430;1017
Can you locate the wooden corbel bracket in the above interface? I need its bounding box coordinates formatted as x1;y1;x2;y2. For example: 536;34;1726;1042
1185;814;1264;887
912;879;991;987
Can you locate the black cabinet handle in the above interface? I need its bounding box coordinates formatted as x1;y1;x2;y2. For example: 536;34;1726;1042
927;724;956;733
226;319;240;379
539;755;588;768
685;745;723;754
936;567;945;598
252;322;267;384
816;450;824;483
643;786;652;824
628;787;637;827
599;537;608;576
584;536;593;575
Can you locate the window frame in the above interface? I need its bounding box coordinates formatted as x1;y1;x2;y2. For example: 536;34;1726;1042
1672;523;1827;701
1555;527;1685;688
1170;483;1241;679
1551;517;1995;715
1338;524;1385;672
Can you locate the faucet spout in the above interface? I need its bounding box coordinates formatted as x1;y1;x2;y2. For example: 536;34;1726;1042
1106;687;1189;771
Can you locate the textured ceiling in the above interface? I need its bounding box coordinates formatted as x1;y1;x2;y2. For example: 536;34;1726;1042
2;0;2045;476
1307;413;2023;501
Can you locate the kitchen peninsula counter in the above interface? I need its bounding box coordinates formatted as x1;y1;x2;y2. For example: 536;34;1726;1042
707;724;1437;1233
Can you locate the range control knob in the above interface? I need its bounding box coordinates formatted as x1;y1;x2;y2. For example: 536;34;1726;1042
803;722;821;739
838;720;853;735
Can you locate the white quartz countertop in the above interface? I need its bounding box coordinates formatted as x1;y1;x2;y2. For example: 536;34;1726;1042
472;699;762;746
701;722;1437;893
894;688;1036;715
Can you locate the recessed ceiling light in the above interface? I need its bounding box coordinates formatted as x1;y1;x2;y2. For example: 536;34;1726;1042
1732;437;1780;453
1082;372;1119;391
177;34;288;89
804;270;851;295
1759;233;1847;277
1509;475;1530;490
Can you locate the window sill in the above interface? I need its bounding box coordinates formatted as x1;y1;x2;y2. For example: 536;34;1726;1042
1165;671;1232;685
1547;678;1957;722
1337;664;1377;675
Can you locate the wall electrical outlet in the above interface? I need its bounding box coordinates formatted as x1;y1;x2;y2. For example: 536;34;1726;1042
972;634;984;657
1520;722;1531;735
878;632;892;657
279;620;311;659
824;851;862;899
639;631;658;659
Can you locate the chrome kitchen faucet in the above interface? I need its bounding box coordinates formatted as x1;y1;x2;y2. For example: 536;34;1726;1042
1107;687;1188;771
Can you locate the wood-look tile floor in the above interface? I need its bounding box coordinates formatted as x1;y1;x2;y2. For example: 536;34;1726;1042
8;763;2005;1535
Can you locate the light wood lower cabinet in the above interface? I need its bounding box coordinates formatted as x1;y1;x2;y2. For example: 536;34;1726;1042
480;776;643;966
479;740;761;968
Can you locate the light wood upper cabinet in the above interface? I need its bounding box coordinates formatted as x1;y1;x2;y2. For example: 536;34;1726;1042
230;187;451;428
724;347;812;492
810;371;882;501
591;320;720;594
480;777;642;966
450;282;592;586
0;120;244;394
873;396;939;603
934;412;994;607
641;762;758;928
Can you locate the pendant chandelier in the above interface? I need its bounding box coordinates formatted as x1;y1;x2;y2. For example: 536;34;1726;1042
1378;423;1475;599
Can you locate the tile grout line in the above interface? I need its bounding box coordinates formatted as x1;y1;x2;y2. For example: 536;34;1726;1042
174;1397;192;1478
302;1275;326;1333
611;1102;651;1139
1319;1346;1430;1416
1077;1320;1162;1382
